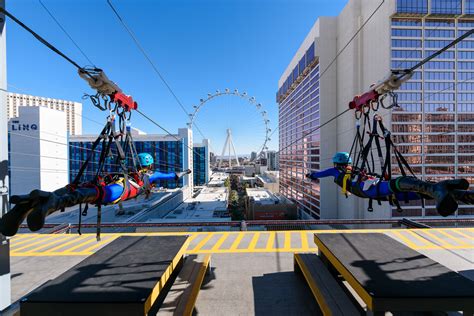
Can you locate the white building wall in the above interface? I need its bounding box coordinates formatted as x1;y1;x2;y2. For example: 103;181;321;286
7;93;82;135
9;106;68;196
179;127;193;199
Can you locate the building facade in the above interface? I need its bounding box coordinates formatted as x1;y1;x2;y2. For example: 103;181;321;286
266;150;279;171
193;139;210;186
9;106;68;196
277;0;474;219
7;93;83;135
69;128;193;196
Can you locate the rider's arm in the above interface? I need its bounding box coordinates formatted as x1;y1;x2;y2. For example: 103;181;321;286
307;167;341;180
149;171;177;183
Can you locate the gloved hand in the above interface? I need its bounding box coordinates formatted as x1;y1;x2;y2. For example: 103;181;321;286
305;173;312;179
175;169;192;180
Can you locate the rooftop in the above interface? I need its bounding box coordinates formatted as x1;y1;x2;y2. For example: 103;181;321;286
246;188;290;205
160;187;230;222
6;226;474;314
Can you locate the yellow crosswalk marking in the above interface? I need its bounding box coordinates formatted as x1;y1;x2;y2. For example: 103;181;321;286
300;231;309;250
230;233;245;250
248;233;261;250
8;229;474;256
422;231;452;247
284;232;291;250
46;235;90;253
10;235;40;247
406;230;431;246
80;235;119;253
23;235;74;253
266;232;275;250
211;233;230;251
436;230;471;246
450;229;474;240
391;231;419;249
63;236;98;253
192;233;213;252
11;235;58;252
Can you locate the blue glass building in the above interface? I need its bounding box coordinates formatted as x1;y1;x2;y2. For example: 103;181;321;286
69;128;193;190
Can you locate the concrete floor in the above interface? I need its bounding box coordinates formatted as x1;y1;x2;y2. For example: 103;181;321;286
194;253;321;315
5;229;474;315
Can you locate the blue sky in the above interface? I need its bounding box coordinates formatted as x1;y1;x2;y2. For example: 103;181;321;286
6;0;347;155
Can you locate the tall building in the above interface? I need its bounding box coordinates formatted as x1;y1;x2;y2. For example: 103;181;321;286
250;151;257;162
266;150;279;171
193;139;210;186
7;92;82;135
9;106;68;196
69;128;193;197
277;0;474;219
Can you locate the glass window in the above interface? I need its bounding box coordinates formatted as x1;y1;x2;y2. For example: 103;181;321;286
306;43;315;64
392;39;422;48
425;19;455;27
431;0;462;15
293;66;299;82
392;29;422;37
392;18;422;26
424;50;454;59
298;56;306;75
392;50;422;59
458;51;474;59
396;0;428;14
424;29;455;38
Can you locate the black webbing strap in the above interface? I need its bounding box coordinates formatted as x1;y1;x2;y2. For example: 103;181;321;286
96;204;102;241
72;122;110;185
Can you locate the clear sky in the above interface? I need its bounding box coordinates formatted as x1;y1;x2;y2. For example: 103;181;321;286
6;0;347;155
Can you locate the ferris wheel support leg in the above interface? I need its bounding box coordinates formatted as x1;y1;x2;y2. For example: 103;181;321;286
219;132;230;169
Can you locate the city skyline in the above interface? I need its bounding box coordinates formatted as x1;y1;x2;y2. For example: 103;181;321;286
6;0;347;154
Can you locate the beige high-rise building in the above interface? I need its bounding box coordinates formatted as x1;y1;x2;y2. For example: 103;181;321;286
7;93;82;135
278;0;474;219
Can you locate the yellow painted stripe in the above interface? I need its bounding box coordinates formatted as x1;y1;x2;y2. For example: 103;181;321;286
80;235;119;253
63;236;98;253
144;237;189;314
294;254;331;316
10;235;42;247
450;229;474;240
391;231;419;249
405;230;431;246
422;230;451;247
300;231;309;250
11;235;58;252
182;254;211;316
185;233;201;249
45;235;91;253
192;233;213;252
211;233;229;251
229;233;245;250
266;232;275;250
284;232;291;250
22;235;74;253
313;235;373;310
436;230;470;246
248;233;261;250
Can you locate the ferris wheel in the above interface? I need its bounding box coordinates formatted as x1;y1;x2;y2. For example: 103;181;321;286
187;89;272;162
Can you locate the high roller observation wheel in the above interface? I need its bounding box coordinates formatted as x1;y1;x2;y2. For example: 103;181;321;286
187;88;271;157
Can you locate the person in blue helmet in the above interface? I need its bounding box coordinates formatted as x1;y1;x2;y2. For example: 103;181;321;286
306;152;474;217
0;153;191;236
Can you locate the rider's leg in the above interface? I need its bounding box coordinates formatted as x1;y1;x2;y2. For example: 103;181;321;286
390;177;459;216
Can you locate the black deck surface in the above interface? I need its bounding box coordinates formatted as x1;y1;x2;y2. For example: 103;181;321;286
315;233;474;299
21;236;187;315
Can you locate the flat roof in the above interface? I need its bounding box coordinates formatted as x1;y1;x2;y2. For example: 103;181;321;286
246;188;283;204
161;187;230;221
8;228;474;313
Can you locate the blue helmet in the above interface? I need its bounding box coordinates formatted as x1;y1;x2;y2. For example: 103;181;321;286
332;152;352;164
138;153;154;167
